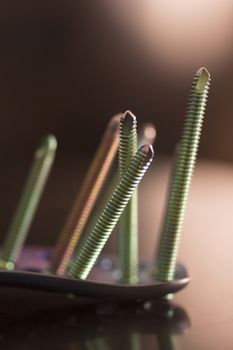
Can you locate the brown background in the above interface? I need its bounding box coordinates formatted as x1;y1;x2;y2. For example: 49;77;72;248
0;0;232;245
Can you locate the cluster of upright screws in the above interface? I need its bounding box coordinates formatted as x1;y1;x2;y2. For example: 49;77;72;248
69;144;154;279
0;67;211;298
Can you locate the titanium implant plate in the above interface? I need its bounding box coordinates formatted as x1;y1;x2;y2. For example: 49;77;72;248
0;248;189;302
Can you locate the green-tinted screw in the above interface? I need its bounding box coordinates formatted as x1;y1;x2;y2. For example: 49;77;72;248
69;144;154;280
118;111;138;284
155;67;211;282
0;135;57;270
77;122;157;261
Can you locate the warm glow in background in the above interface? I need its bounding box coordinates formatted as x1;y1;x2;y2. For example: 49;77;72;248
0;2;232;347
102;0;233;72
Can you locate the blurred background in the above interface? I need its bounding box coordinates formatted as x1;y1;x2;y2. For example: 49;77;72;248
0;0;232;251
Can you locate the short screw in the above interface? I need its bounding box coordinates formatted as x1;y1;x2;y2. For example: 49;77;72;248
155;67;211;282
0;135;57;270
69;144;154;280
50;115;121;276
118;111;138;284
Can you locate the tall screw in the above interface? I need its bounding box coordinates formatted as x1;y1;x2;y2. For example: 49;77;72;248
50;115;121;276
0;135;57;270
69;144;154;280
155;67;211;282
118;111;138;284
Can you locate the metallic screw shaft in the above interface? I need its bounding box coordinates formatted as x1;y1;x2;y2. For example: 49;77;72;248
79;122;157;257
0;135;57;269
118;111;138;284
155;67;211;281
50;115;121;276
69;144;154;280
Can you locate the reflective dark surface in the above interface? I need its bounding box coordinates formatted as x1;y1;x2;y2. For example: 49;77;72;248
0;286;190;350
0;244;232;350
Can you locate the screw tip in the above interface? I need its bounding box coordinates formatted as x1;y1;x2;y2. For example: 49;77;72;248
139;144;154;163
36;134;57;157
46;134;58;150
121;110;137;135
195;67;211;92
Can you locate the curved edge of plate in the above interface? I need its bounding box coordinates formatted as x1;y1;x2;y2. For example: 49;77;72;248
0;270;190;301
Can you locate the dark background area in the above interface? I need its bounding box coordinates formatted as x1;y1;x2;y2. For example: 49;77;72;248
0;0;232;245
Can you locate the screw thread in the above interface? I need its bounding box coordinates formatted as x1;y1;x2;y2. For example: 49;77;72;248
50;115;121;275
155;67;211;281
118;111;138;284
119;112;138;174
1;135;57;268
78;122;157;265
69;144;154;280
